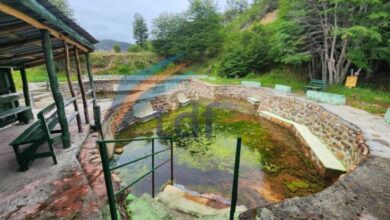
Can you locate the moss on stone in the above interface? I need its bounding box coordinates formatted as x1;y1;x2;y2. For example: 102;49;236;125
285;180;310;192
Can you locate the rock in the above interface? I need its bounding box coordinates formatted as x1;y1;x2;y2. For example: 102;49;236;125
115;147;124;155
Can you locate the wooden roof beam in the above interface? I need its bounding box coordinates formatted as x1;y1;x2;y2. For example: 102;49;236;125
0;37;42;51
0;22;31;34
21;50;77;68
0;2;92;53
0;46;64;64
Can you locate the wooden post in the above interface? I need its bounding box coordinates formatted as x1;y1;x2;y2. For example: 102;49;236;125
64;42;82;133
85;53;97;106
74;47;89;124
20;68;31;107
41;29;71;149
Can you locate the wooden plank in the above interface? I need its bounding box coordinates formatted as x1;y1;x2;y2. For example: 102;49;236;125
64;42;82;132
41;29;71;149
0;2;92;53
0;106;31;119
0;93;19;104
74;47;89;124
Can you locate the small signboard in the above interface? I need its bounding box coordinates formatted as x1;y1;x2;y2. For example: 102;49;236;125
345;76;358;88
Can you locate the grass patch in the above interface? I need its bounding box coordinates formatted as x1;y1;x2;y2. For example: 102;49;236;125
193;64;389;114
196;67;307;92
91;51;160;75
12;66;75;90
326;86;390;114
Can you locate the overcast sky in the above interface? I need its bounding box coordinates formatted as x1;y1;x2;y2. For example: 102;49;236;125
68;0;249;43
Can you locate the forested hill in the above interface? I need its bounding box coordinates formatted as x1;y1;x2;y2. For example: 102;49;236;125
150;0;390;90
95;39;132;51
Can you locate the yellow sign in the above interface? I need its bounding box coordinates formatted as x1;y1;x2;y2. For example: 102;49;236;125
345;76;358;88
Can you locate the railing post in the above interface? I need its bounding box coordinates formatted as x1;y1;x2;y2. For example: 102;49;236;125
230;138;242;220
98;141;118;220
170;138;174;183
151;139;155;198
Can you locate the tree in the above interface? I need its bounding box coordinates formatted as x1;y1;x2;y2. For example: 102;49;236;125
151;13;187;57
280;0;390;84
151;0;222;61
49;0;73;17
113;44;121;53
133;13;149;48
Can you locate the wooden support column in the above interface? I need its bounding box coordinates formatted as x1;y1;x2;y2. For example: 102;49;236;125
41;29;71;148
74;47;89;124
20;68;31;107
85;53;97;106
64;42;83;132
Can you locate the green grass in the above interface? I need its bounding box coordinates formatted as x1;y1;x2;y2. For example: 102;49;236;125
196;67;307;93
326;86;390;114
12;66;74;90
91;51;160;75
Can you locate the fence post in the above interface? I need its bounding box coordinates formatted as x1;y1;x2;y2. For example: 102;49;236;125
230;138;242;220
152;139;155;198
170;138;174;183
98;141;118;220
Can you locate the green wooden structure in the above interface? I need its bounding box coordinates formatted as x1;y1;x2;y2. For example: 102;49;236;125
0;68;33;126
304;79;326;92
0;0;99;170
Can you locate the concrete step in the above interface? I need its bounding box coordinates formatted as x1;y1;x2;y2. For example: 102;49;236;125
125;185;247;219
157;185;247;219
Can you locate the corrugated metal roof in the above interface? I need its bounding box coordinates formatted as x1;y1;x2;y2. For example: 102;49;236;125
37;0;98;44
0;0;98;68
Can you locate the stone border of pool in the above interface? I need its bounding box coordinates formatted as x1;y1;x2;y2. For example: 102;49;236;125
102;79;390;219
259;111;346;178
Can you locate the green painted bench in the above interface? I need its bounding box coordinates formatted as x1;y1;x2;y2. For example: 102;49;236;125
304;79;326;92
0;93;33;124
385;108;390;124
10;98;79;171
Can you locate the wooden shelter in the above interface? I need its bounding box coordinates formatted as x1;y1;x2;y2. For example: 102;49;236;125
0;0;98;156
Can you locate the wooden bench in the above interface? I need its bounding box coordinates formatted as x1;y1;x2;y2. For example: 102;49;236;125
0;92;33;124
10;98;79;171
304;79;326;92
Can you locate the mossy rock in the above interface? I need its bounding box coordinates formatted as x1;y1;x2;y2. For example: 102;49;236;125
285;180;310;192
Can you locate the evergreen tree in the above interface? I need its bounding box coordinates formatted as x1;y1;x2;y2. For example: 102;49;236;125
133;13;149;48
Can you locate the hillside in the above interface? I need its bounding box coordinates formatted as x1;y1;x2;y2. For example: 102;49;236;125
187;0;390;115
91;51;161;75
95;39;132;51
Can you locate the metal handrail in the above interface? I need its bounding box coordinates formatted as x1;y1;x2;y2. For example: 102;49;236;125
98;136;174;220
98;136;242;220
110;148;170;171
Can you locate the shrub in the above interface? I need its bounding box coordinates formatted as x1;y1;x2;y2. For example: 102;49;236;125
128;45;143;52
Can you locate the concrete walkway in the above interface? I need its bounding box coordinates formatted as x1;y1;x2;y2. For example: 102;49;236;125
0;105;102;219
241;94;390;219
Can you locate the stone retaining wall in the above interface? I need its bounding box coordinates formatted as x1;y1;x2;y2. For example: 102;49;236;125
103;79;368;171
183;80;368;170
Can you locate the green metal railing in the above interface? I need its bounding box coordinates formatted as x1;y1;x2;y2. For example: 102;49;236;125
98;137;174;220
98;137;242;220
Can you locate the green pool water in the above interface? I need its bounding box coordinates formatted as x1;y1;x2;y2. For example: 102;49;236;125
113;98;332;208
